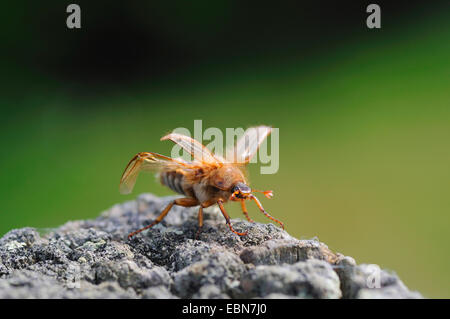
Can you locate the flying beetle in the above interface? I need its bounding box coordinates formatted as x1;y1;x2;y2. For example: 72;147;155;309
120;126;283;239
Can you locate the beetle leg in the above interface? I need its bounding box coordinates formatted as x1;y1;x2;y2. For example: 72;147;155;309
240;200;254;223
195;206;204;239
128;197;199;239
217;200;248;236
250;195;285;229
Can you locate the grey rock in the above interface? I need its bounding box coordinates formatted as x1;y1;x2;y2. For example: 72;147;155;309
192;284;230;299
239;259;341;299
239;238;339;265
142;285;178;299
0;193;423;299
335;261;422;299
172;250;244;298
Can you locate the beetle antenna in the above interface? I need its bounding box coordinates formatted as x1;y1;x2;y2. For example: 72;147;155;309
252;189;273;199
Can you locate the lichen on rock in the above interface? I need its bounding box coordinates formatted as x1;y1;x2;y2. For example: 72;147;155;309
0;193;422;299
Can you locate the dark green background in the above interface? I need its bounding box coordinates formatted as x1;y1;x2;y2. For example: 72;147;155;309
1;1;449;297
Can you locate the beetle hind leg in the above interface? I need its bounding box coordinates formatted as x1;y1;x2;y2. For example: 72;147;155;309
128;197;199;239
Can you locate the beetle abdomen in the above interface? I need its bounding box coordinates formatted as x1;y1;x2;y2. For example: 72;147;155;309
160;171;186;195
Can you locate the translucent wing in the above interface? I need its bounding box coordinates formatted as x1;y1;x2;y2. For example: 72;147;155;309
119;152;193;194
226;126;272;164
161;133;222;166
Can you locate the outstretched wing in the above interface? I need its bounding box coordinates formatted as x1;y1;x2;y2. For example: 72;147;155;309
161;133;223;166
119;152;193;194
226;126;272;164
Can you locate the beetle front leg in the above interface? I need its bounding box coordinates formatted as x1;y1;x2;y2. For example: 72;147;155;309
250;195;285;229
217;200;248;236
240;200;254;223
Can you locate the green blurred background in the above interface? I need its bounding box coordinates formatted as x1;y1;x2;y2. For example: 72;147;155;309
1;1;449;297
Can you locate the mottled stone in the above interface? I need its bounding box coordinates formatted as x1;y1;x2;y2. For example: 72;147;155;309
239;259;341;299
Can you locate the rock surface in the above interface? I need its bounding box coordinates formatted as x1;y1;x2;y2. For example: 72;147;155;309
0;194;422;299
